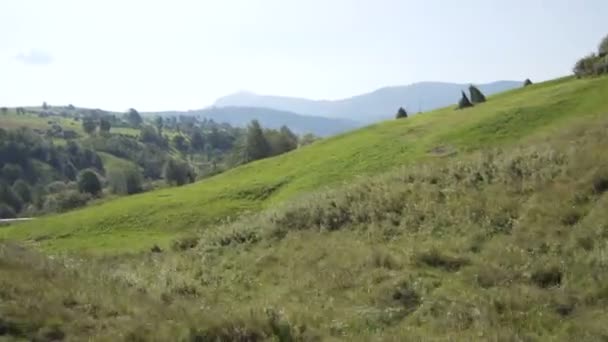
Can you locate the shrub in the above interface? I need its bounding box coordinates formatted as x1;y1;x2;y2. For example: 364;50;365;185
43;190;91;213
531;266;562;288
108;167;143;195
574;53;600;77
77;169;102;196
0;183;23;213
1;164;23;184
592;168;608;194
46;181;70;194
11;180;32;203
414;249;469;271
171;236;199;251
163;159;195;186
523;79;533;87
0;203;16;219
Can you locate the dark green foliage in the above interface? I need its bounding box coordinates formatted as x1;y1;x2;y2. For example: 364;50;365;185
139;125;167;148
77;169;102;196
523;79;533;87
469;85;486;103
163;159;195;186
1;164;23;184
108;167;143;195
43;190;91;213
395;107;408;119
190;131;205;152
127;108;143;128
531;266;562;288
574;53;600;77
244;120;271;162
573;34;608;77
155;116;164;135
458;91;474;109
0;203;16;218
266;126;298;157
12;180;32;203
0;107;7;115
172;135;189;153
99;118;111;133
0;183;22;213
82;117;97;135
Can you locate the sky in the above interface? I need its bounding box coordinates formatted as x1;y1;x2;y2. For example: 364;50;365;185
1;0;607;112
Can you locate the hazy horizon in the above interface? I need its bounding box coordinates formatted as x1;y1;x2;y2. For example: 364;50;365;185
1;0;607;112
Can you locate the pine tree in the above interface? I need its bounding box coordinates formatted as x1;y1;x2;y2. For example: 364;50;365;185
469;85;486;104
458;91;474;109
244;120;271;162
395;107;408;119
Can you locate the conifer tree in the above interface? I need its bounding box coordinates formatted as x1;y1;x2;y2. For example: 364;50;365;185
244;120;271;162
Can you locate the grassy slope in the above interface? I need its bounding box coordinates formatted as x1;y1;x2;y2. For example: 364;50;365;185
2;111;608;340
98;152;139;174
3;76;608;253
0;110;140;137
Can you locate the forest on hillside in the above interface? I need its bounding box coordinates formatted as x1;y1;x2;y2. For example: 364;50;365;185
0;106;317;218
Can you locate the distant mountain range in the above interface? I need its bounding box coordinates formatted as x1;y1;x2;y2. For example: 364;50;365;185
214;81;523;123
146;107;360;137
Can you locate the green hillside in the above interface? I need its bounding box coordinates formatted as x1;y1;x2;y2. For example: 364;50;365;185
3;76;608;253
2;79;608;340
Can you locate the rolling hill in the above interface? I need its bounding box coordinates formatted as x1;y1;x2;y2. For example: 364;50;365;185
3;76;608;254
214;80;523;122
146;106;361;136
2;75;608;341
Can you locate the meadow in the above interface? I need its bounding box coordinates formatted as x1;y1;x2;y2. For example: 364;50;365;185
3;76;608;254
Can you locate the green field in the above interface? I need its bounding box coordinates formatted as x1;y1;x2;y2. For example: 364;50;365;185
2;75;608;340
4;76;608;254
0;110;140;137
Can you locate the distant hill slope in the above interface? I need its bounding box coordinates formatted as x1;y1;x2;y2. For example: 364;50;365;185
4;76;608;253
214;81;522;122
146;107;360;136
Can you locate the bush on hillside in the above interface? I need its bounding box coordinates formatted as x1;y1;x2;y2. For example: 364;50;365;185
11;180;32;204
573;34;608;77
523;79;533;87
43;190;91;213
77;169;102;196
574;54;600;77
163;159;195;186
395;107;408;119
0;183;23;213
0;203;16;219
1;164;23;185
108;167;143;195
